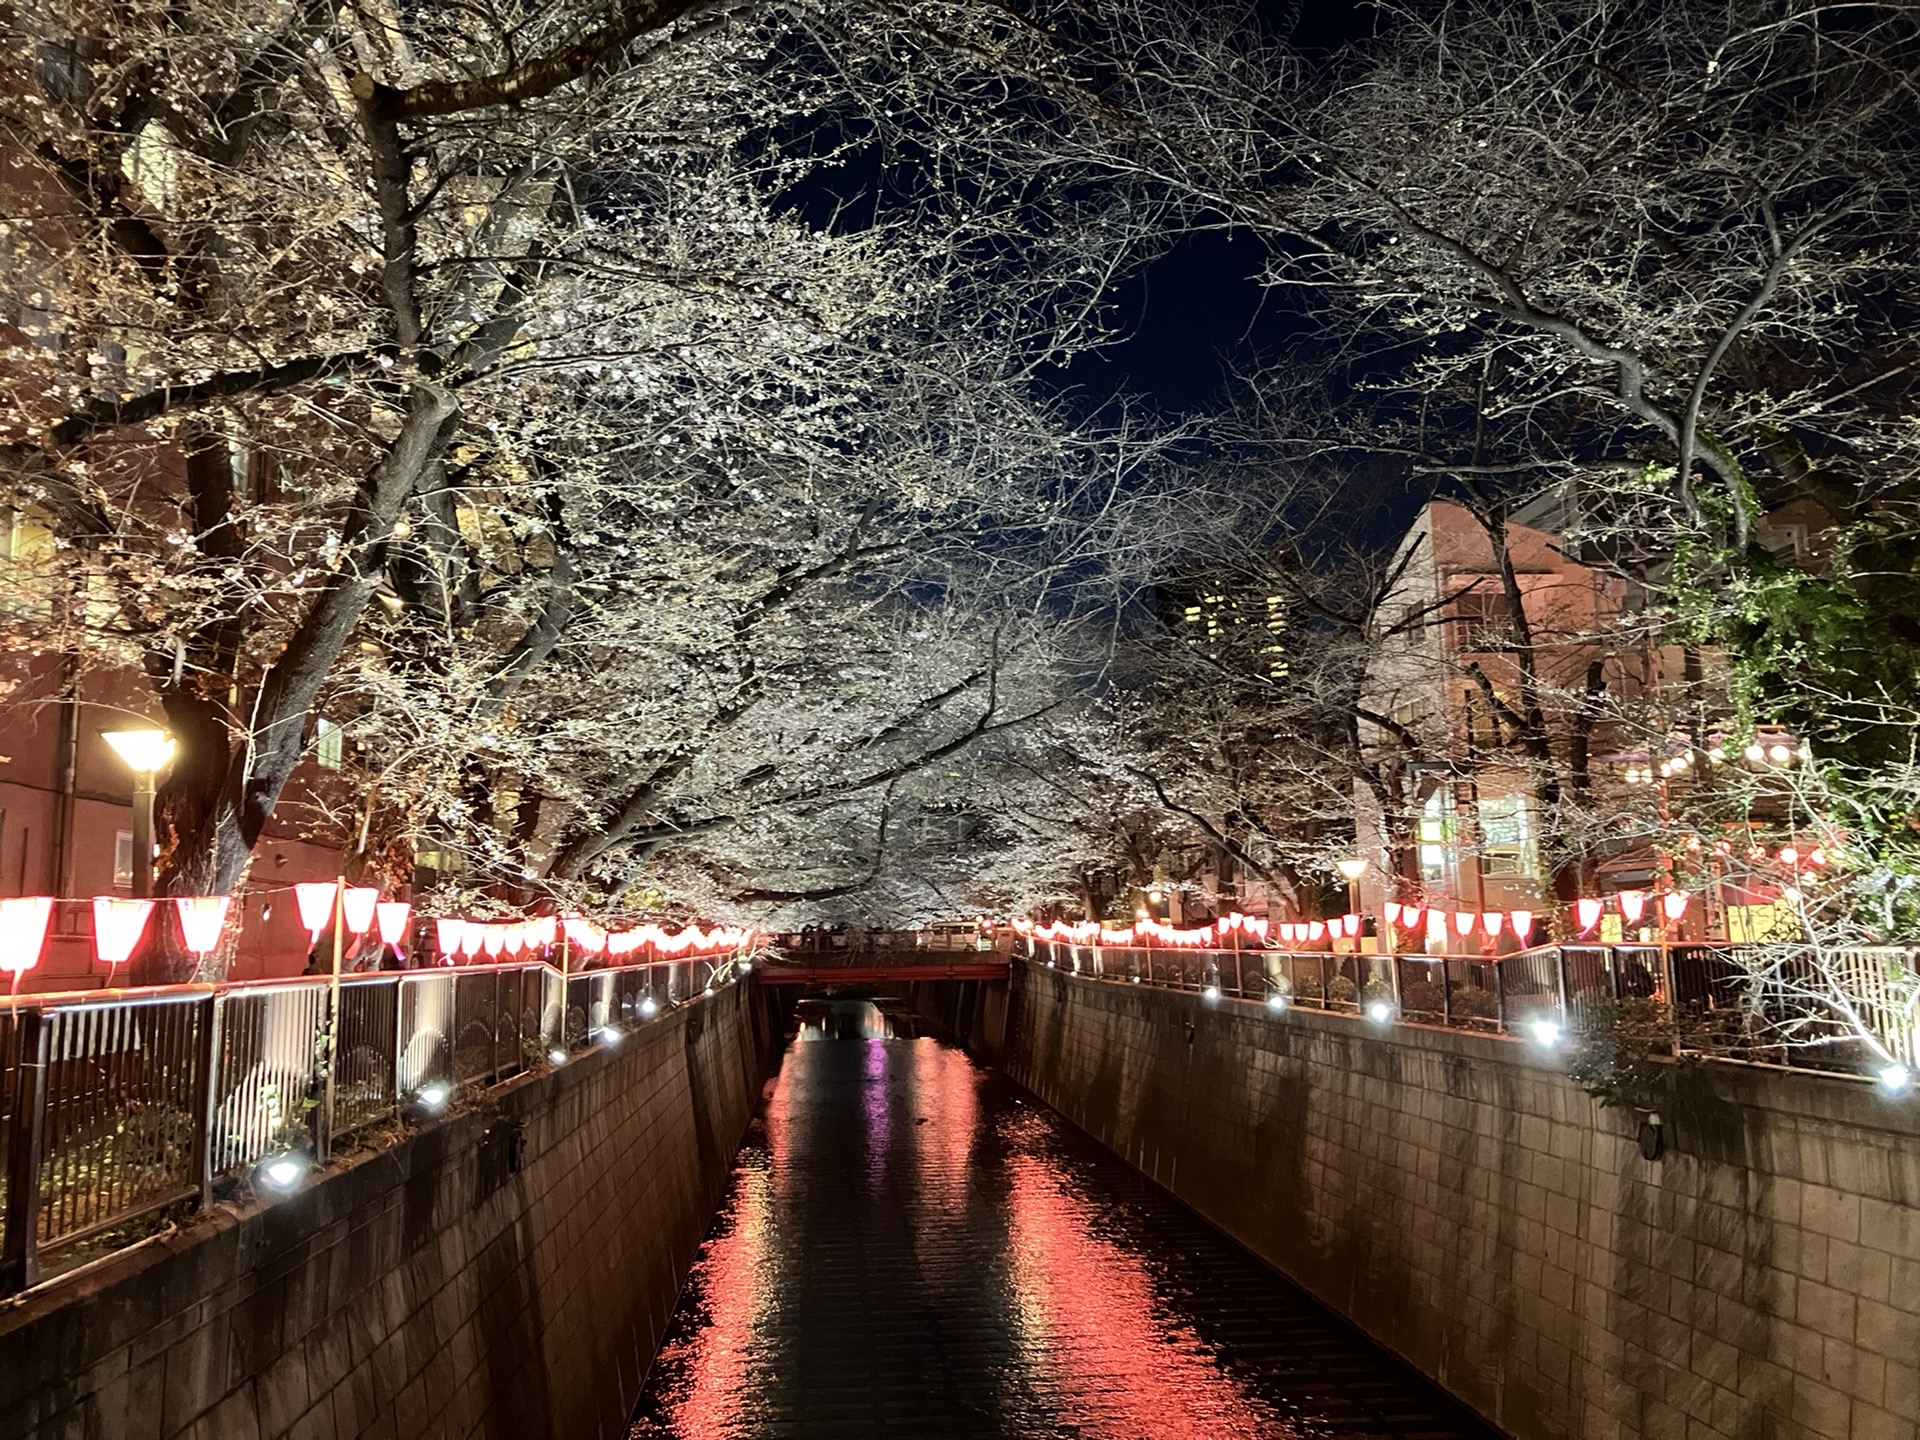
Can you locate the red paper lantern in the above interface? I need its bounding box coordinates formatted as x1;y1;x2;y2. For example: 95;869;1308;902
1661;891;1690;922
1618;889;1647;924
1575;897;1602;932
174;896;231;957
342;886;380;935
294;881;338;943
93;897;154;967
0;896;55;977
377;901;411;954
1510;909;1535;943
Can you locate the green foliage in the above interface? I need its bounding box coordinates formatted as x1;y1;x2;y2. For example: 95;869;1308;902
1566;999;1690;1112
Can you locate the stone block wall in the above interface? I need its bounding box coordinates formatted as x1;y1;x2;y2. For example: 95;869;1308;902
1003;962;1920;1440
0;980;775;1440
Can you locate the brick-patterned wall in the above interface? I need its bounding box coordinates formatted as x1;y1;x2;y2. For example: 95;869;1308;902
0;981;773;1440
1003;962;1920;1440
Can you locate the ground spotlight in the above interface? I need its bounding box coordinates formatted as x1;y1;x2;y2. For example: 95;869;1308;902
1202;984;1221;1002
640;996;659;1018
548;1047;568;1065
1529;1018;1563;1049
597;1024;622;1047
1366;1000;1395;1025
417;1082;450;1110
1266;992;1288;1013
1878;1063;1911;1095
256;1151;309;1193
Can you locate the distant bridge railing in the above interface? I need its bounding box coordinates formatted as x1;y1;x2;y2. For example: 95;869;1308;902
756;932;1008;985
1018;937;1917;1078
0;949;746;1294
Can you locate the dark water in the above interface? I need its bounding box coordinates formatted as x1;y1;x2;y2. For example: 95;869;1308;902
631;1000;1495;1440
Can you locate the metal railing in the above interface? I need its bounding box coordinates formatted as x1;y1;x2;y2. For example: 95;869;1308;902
1020;938;1916;1075
0;951;745;1294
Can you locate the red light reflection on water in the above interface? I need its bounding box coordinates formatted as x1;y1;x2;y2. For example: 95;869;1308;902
1004;1128;1293;1439
635;1101;787;1438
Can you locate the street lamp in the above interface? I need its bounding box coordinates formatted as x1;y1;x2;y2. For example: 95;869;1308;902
1335;857;1368;915
101;729;175;898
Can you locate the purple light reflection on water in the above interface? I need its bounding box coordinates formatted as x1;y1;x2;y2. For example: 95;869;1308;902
632;1019;1494;1440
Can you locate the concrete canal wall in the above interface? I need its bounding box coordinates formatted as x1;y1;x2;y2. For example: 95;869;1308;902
0;980;777;1440
1003;960;1920;1440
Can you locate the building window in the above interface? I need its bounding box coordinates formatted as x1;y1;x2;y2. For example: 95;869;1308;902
1477;795;1538;877
315;717;343;770
1447;590;1514;653
1418;792;1453;885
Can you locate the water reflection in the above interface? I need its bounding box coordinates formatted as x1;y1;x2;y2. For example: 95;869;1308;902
632;1022;1492;1439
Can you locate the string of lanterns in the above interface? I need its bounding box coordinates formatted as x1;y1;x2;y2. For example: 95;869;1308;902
0;883;758;985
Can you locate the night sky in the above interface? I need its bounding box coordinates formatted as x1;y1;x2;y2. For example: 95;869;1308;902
1081;0;1378;421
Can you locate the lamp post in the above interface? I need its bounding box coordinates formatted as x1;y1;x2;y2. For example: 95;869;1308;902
1336;857;1368;917
101;730;175;899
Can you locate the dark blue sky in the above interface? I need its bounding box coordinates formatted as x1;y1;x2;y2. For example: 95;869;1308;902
1073;0;1377;420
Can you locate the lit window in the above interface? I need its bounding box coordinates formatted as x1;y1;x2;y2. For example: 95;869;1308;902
315;718;343;770
1418;793;1453;885
1478;795;1538;877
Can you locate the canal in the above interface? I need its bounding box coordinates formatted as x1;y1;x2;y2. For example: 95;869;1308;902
631;998;1497;1439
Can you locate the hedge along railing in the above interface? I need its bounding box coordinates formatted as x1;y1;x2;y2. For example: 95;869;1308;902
1019;937;1918;1075
0;949;746;1295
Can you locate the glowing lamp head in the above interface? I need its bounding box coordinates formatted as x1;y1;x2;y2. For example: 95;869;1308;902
1878;1063;1911;1095
416;1083;450;1110
1367;1000;1395;1025
101;728;175;774
640;996;659;1018
1335;857;1369;882
1529;1018;1563;1049
1744;743;1766;763
1202;984;1221;1002
1768;743;1791;764
257;1153;308;1192
1267;991;1288;1012
548;1047;567;1065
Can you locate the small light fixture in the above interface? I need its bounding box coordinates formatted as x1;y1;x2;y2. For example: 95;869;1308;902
639;996;659;1017
597;1025;622;1047
1267;991;1288;1012
1744;743;1766;763
548;1047;567;1065
1202;984;1221;1002
256;1152;309;1192
416;1082;450;1110
1367;1000;1395;1025
1877;1063;1911;1095
1768;743;1792;764
101;728;176;774
1335;858;1369;881
1529;1018;1562;1048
